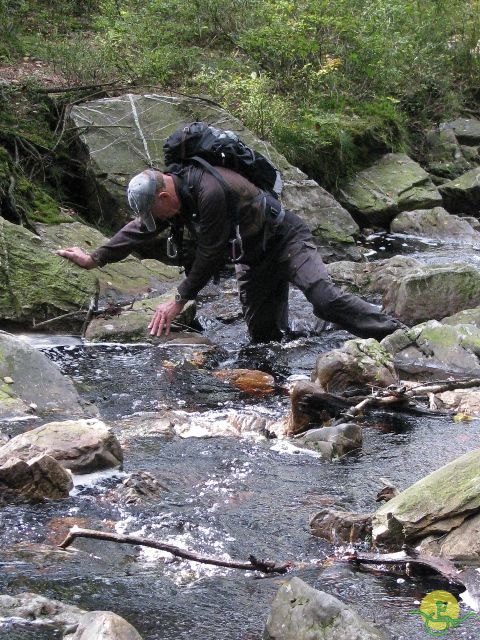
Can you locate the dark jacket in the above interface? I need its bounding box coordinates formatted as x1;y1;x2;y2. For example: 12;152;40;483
91;165;280;300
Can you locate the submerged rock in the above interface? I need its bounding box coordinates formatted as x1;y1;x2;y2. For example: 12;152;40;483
212;368;275;396
312;338;397;393
337;153;442;228
263;577;388;640
0;418;123;473
0;330;85;418
0;454;73;503
372;448;480;549
70;93;360;259
296;423;362;459
310;508;372;543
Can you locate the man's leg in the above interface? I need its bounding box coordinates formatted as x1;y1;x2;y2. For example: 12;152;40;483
235;259;290;343
285;234;404;341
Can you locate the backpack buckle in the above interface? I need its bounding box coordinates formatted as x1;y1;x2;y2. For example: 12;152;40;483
166;234;178;259
229;225;244;263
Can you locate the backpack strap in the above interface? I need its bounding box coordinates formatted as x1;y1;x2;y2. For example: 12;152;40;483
189;155;244;262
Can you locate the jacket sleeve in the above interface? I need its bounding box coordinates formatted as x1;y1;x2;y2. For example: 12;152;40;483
90;218;168;267
177;176;231;300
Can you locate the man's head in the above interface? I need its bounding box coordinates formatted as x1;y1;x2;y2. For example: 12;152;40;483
127;169;180;230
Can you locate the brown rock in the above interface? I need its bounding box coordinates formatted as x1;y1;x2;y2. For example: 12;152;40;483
310;508;372;543
212;369;275;396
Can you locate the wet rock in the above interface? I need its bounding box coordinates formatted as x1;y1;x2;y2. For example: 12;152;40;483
417;512;480;561
212;369;275;396
0;418;123;473
296;423;362;459
337;153;442;228
0;592;143;639
0;454;73;503
70;94;360;258
68;610;143;640
439;167;480;215
172;408;275;440
382;263;480;325
372;448;480;548
390;206;480;244
312;338;397;393
382;321;480;380
108;471;167;506
0;330;85;418
287;381;353;435
84;292;197;342
263;576;388;640
310;508;372;543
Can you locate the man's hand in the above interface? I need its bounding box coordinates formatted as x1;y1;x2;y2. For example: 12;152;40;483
56;247;96;270
148;299;185;336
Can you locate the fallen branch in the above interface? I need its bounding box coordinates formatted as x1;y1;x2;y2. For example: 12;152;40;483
59;527;289;574
341;548;465;587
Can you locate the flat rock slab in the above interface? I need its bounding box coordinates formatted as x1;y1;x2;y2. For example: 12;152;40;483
264;577;388;640
372;448;480;547
84;292;196;342
337;153;442;228
0;418;123;473
0;330;84;418
70;93;360;257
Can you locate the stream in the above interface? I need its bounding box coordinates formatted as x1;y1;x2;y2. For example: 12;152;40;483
1;235;480;639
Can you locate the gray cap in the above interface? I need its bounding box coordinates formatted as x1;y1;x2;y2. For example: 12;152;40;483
127;170;158;232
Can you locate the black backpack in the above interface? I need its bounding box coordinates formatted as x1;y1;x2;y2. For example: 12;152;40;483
163;122;282;197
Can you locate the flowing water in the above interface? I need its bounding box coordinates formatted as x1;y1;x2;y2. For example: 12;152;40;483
2;241;480;639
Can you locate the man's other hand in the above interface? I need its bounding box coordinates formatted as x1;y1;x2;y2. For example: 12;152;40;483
149;300;185;336
56;247;96;269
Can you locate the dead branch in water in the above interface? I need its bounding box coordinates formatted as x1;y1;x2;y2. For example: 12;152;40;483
59;527;290;575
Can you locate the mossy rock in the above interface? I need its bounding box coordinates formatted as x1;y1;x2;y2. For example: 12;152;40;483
337;153;442;228
439;167;480;215
373;448;480;547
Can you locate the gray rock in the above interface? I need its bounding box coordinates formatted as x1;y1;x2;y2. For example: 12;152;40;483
0;418;123;473
310;508;372;543
439;167;480;215
0;330;85;418
424;125;472;179
445;118;480;146
67;611;143;640
263;577;388;640
70;94;360;258
0;454;73;503
417;512;480;561
372;448;480;547
390;206;480;244
0;592;143;639
382;263;480;325
312;338;398;393
337;153;442;228
382;321;480;379
297;423;362;459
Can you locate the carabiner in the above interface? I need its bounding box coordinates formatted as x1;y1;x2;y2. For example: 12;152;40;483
166;234;178;259
229;225;244;263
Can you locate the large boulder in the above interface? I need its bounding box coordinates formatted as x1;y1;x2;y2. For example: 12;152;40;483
70;93;360;259
382;263;480;325
417;512;480;561
0;418;123;473
296;423;363;459
337;153;442;228
382;321;480;379
439;167;480;215
445;118;480;146
0;217;180;330
390;206;480;244
69;611;143;640
263;577;388;640
423;125;472;179
312;338;398;393
372;448;480;548
0;330;85;418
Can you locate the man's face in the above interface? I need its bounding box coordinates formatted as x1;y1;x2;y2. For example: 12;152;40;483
151;190;179;221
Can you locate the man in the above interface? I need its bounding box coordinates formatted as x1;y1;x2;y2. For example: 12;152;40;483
58;165;405;341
